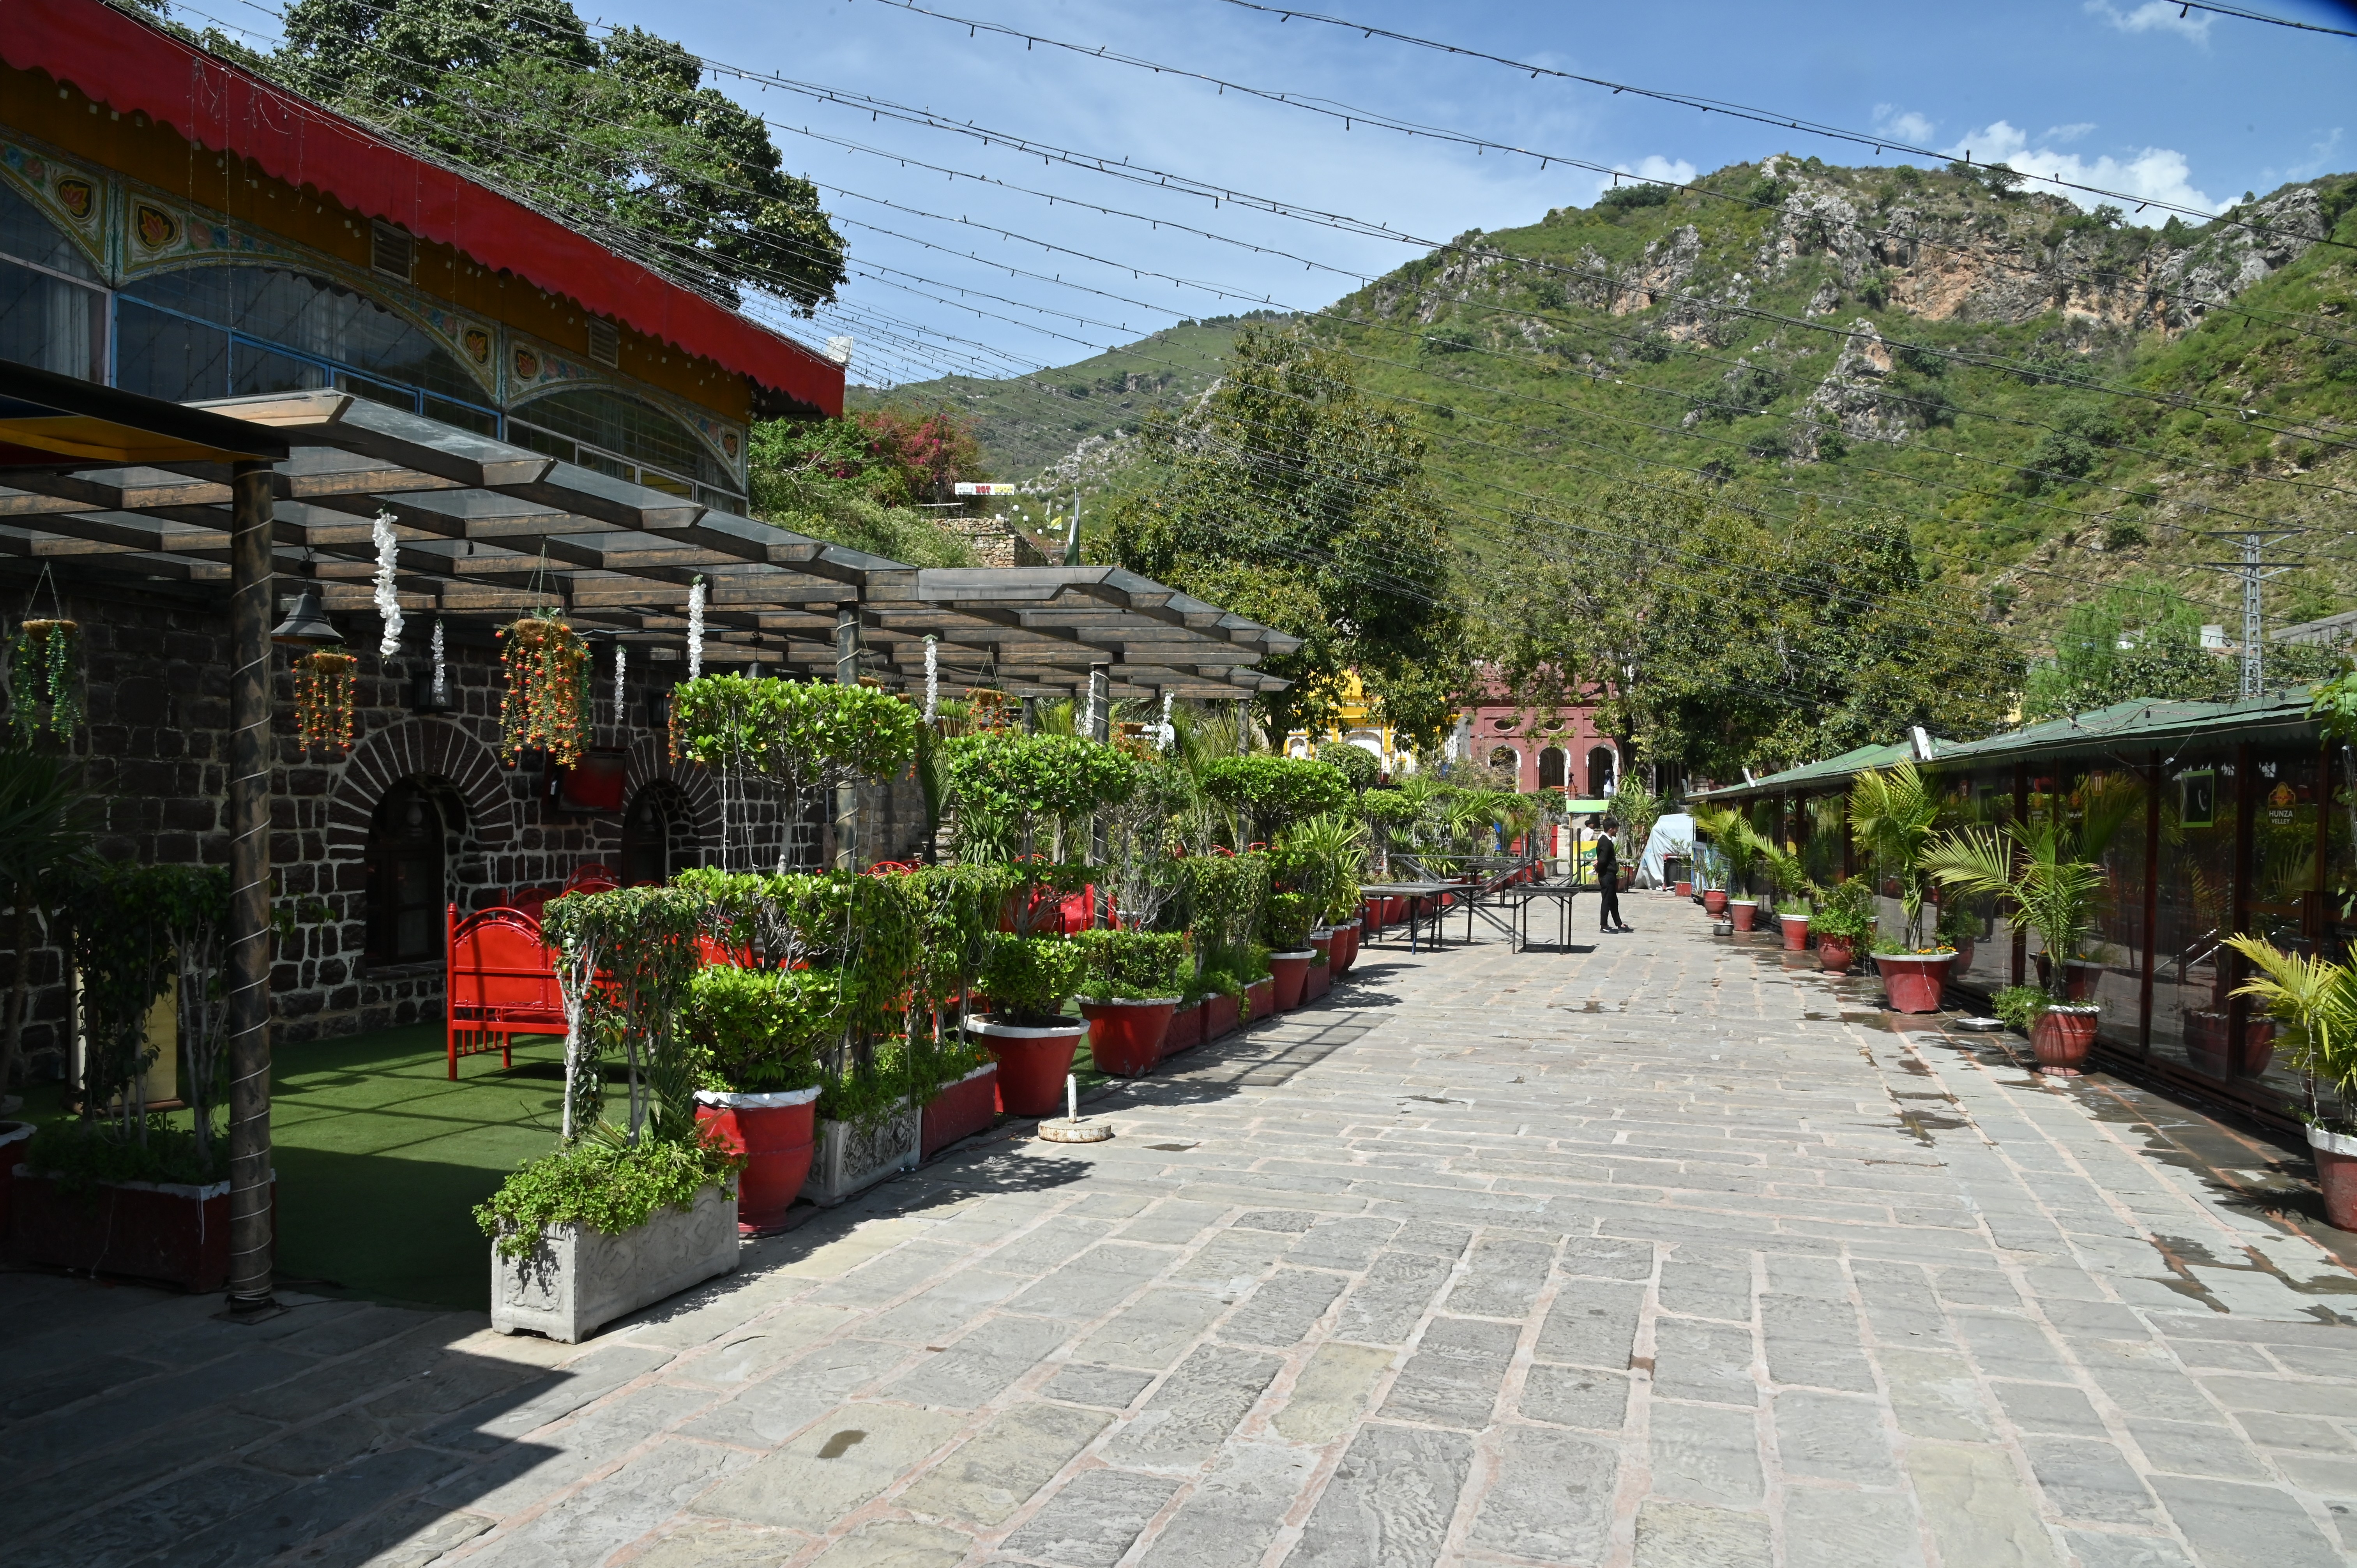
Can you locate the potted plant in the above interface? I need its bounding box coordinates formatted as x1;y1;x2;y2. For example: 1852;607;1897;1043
915;1031;1001;1160
1808;878;1874;975
1243;945;1277;1020
477;1136;741;1343
1694;806;1763;931
1756;835;1816;952
8;864;244;1291
1850;763;1955;1014
1922;821;2106;1068
1075;928;1188;1077
2226;935;2357;1228
1935;898;1982;975
968;933;1088;1115
808;1040;924;1205
681;963;834;1233
1263;890;1318;1010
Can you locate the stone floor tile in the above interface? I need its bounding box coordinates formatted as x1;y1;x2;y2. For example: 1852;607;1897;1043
1780;1487;1926;1568
693;1406;963;1533
1101;1344;1283;1468
997;1467;1185;1568
1772;1389;1899;1485
1630;1500;1774;1568
1288;1423;1471;1568
2149;1474;2347;1567
805;1519;972;1568
1272;1342;1393;1445
1648;1400;1765;1505
1381;1316;1518;1429
1135;1440;1317;1568
896;1400;1110;1526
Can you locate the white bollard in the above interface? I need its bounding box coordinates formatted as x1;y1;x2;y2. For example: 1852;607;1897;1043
1066;1074;1078;1123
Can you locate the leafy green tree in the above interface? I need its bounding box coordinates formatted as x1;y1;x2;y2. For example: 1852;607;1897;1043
268;0;845;308
1105;326;1465;745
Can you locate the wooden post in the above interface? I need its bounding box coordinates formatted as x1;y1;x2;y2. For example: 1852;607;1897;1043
225;460;275;1315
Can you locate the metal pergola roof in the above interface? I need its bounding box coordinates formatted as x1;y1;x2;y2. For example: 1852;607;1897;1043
0;381;1297;700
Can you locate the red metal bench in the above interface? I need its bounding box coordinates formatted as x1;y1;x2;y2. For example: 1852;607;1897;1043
445;904;569;1079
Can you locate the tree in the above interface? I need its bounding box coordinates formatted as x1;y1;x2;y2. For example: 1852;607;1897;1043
1105;326;1465;746
2021;576;2243;720
268;0;845;309
1480;479;2019;785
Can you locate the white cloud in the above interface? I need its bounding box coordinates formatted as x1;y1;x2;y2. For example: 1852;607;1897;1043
1626;155;1699;187
2269;127;2346;183
1949;119;2217;221
1873;104;1938;147
2041;122;2097;144
2085;1;2214;42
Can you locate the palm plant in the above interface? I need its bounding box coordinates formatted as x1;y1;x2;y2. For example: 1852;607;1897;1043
1689;804;1763;896
2226;936;2357;1129
1920;821;2106;976
1282;812;1369;927
1849;761;1944;946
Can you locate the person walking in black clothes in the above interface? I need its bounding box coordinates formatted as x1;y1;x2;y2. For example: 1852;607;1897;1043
1594;822;1632;932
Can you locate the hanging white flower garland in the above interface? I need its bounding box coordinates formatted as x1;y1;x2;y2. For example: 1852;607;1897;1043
371;510;402;657
1158;690;1175;752
923;635;938;721
612;643;627;732
1081;682;1097;743
686;577;706;680
429;619;446;704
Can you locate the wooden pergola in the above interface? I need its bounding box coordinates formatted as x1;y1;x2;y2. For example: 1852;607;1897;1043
0;360;1297;1315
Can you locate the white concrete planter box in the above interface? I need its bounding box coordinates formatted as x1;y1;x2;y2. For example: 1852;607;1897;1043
491;1183;739;1344
806;1106;921;1207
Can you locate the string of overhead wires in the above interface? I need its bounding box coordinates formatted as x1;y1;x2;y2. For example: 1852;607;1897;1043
180;1;2348;660
1209;0;2357;233
854;0;2357;348
2147;0;2357;38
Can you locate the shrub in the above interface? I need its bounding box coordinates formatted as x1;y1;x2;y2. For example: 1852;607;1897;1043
1318;741;1380;791
683;964;840;1094
1263;890;1318;952
475;1136;741;1260
1993;985;2053;1035
1808;876;1876;941
979;933;1086;1025
25;1116;227;1191
1075;929;1190;1000
1201;756;1351;843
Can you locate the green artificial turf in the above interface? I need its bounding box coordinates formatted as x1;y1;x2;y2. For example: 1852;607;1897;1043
267;1026;571;1312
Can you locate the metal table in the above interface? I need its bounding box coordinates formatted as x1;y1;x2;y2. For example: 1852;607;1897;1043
1498;883;1587;953
1360;881;1461;954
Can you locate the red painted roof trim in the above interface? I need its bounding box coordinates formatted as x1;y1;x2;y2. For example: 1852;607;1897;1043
3;0;843;415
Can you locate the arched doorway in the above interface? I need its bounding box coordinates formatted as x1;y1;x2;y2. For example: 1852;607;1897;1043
1488;745;1520;775
1538;747;1567;789
621;782;693;885
366;781;445;964
1586;747;1617;797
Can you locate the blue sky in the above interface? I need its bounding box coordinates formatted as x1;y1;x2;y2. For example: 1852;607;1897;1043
232;0;2357;383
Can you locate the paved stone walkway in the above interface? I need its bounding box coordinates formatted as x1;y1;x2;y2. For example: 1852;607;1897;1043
11;897;2357;1567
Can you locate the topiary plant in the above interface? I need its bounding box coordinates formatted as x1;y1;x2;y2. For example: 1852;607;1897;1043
1201;755;1351;846
978;933;1087;1026
1075;928;1190;1001
1262;890;1317;953
682;964;841;1094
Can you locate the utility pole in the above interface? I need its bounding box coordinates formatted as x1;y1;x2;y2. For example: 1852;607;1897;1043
2197;527;2303;699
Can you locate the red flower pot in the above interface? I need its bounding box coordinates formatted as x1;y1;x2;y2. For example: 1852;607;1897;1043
1675;880;1694;899
970;1017;1086;1116
2185;1010;2232;1078
1310;930;1334;968
8;1167;272;1292
1269;952;1314;1010
1778;913;1811;952
695;1087;820;1233
1728;900;1758;932
1247;977;1274;1020
1203;991;1241;1042
2032;1005;2099;1076
1817;937;1855;975
1163;999;1205;1060
1306;959;1331;1001
1332;920;1360;973
1702;889;1728;916
2310;1127;2357;1231
921;1063;999;1159
1082;998;1179;1077
1876;952;1956;1014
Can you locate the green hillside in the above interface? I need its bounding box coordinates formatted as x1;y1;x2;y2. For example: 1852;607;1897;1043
892;158;2357;651
846;314;1284;483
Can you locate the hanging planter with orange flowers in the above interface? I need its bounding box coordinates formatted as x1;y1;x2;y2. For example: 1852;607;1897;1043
292;649;357;754
498;611;590;765
7;617;83;739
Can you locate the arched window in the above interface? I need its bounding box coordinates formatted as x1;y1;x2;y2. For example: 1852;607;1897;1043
1538;747;1567;789
366;781;445;964
621;783;692;886
508;387;744;512
1586;746;1618;797
1488;745;1520;773
0;181;106;382
114;264;495;432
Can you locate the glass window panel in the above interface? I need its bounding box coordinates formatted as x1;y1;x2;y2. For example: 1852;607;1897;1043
231;340;328;397
0;257;104;381
2152;749;2240;1083
334;368;417;412
633;466;693;499
422;394;499;437
118;265;481;401
114;296;228;401
0;181;101;281
509;386;730;488
2239;747;2322;1100
507;421;575;465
